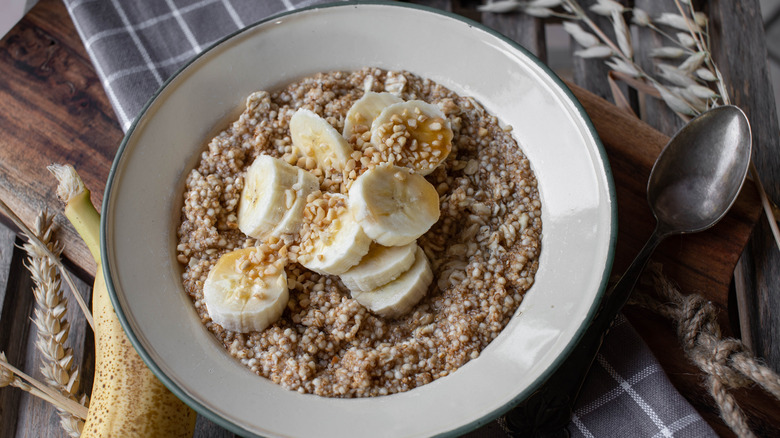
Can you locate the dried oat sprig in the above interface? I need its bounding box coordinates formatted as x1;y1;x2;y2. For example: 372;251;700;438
480;0;780;253
24;212;86;437
0;352;88;420
671;0;729;105
480;0;724;118
0;198;94;331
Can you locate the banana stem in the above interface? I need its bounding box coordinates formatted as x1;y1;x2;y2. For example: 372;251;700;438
0;198;95;331
64;190;101;262
0;355;89;419
49;164;101;261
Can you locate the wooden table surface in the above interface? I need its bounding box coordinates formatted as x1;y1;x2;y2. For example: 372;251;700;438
1;0;779;437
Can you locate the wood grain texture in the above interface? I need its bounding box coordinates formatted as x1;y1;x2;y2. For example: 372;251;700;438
633;0;687;137
0;227;21;438
709;0;780;373
571;0;621;102
17;325;66;437
0;0;123;280
480;10;547;62
0;241;36;438
0;223;15;301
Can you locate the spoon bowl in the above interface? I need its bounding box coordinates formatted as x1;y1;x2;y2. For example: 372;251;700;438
649;106;752;234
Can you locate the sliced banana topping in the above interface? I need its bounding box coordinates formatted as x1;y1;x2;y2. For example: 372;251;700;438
340;241;417;293
203;248;289;333
238;155;318;240
342;92;402;147
290;108;353;172
228;95;456;325
274;167;320;236
299;193;372;275
349;164;440;247
369;100;453;175
351;246;432;318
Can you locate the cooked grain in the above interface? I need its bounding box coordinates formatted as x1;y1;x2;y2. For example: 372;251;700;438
177;68;542;397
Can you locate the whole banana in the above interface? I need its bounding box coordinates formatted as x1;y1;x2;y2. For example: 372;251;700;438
51;164;196;438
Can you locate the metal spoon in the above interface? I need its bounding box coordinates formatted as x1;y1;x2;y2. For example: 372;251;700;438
501;105;752;437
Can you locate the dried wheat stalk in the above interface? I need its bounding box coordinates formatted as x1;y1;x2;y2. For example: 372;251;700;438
0;351;88;420
0;198;94;330
24;212;87;437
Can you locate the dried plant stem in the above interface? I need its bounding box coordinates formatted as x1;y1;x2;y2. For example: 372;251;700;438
561;0;694;117
647;23;691;51
610;70;661;98
674;0;706;50
607;72;634;114
0;198;94;331
25;211;86;437
672;0;730;105
564;1;624;59
0;354;88;419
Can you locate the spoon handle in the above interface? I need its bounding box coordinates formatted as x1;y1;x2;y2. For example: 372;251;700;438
501;227;666;437
598;226;665;332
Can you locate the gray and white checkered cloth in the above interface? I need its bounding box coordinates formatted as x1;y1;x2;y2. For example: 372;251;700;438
61;1;717;436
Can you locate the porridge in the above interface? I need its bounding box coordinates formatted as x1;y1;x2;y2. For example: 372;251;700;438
176;68;542;397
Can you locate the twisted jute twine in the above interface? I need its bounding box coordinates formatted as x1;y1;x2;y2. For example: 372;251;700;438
629;263;780;438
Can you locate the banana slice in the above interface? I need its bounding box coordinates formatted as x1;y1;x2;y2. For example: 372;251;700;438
348;164;440;247
299;193;372;275
290;109;353;171
351;247;432;318
237;155;318;240
369;100;453;175
203;248;288;333
273;167;319;236
340;241;417;292
343;92;402;145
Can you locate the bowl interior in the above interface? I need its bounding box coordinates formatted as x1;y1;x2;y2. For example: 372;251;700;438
102;3;616;437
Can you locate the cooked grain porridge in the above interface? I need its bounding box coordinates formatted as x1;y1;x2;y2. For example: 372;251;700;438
176;68;541;397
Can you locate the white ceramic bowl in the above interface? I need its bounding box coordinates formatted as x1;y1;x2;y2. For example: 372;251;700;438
101;2;616;437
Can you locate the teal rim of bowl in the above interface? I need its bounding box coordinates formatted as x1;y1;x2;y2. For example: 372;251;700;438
101;2;618;437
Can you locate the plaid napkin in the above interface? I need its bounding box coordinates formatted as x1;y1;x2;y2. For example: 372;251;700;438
61;1;717;436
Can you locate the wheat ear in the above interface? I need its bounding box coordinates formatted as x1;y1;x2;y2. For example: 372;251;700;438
24;211;87;437
0;198;94;331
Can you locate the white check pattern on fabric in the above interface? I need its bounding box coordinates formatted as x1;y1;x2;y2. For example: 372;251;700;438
63;0;325;130
61;1;718;436
568;316;715;438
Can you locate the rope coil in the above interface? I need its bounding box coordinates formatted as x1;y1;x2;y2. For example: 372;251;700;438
630;264;780;438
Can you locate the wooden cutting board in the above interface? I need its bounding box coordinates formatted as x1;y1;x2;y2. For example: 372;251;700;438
0;1;773;434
